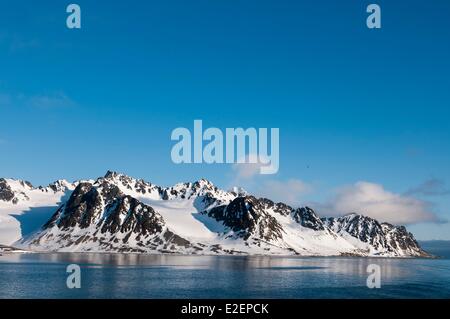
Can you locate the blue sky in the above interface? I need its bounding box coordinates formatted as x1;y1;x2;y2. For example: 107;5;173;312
0;0;449;239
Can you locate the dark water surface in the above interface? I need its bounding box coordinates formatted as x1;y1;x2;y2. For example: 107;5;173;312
1;243;449;299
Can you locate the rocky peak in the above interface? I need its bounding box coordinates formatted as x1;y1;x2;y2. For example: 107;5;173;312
324;213;386;245
46;179;72;193
322;213;428;256
0;178;34;204
164;179;233;204
104;170;118;179
258;198;293;216
0;178;16;203
381;222;429;256
101;195;165;236
205;196;284;241
99;171;160;197
53;182;104;229
195;178;214;187
46;181;167;234
191;179;216;194
292;207;326;231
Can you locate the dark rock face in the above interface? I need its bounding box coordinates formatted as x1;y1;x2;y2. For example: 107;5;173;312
163;179;219;201
258;198;292;216
292;207;326;231
206;196;284;241
324;214;388;248
102;170;163;197
47;182;166;236
163;230;191;248
250;200;326;231
22;181;33;188
48;184;59;193
98;181;122;203
56;183;103;229
101;195;164;236
382;223;426;254
35;180;197;253
0;178;15;203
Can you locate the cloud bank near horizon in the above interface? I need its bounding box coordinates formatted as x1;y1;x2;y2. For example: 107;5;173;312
314;181;441;225
230;161;442;225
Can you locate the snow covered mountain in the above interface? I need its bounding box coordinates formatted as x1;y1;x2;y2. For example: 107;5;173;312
324;214;426;257
0;177;77;244
1;171;430;257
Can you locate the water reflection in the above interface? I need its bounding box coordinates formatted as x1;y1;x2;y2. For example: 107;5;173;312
1;253;449;299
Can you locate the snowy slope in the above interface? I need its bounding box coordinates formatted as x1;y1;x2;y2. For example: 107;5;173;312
0;178;76;244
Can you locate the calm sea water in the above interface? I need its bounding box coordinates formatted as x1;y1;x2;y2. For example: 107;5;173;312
1;242;449;299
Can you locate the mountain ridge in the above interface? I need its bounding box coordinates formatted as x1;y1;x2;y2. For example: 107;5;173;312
0;171;430;257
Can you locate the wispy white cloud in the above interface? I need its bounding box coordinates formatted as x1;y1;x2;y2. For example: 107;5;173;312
254;179;313;206
27;92;76;109
229;154;443;225
0;32;40;53
230;155;313;206
316;181;439;225
405;178;450;196
0;91;76;109
232;154;269;180
9;37;40;53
